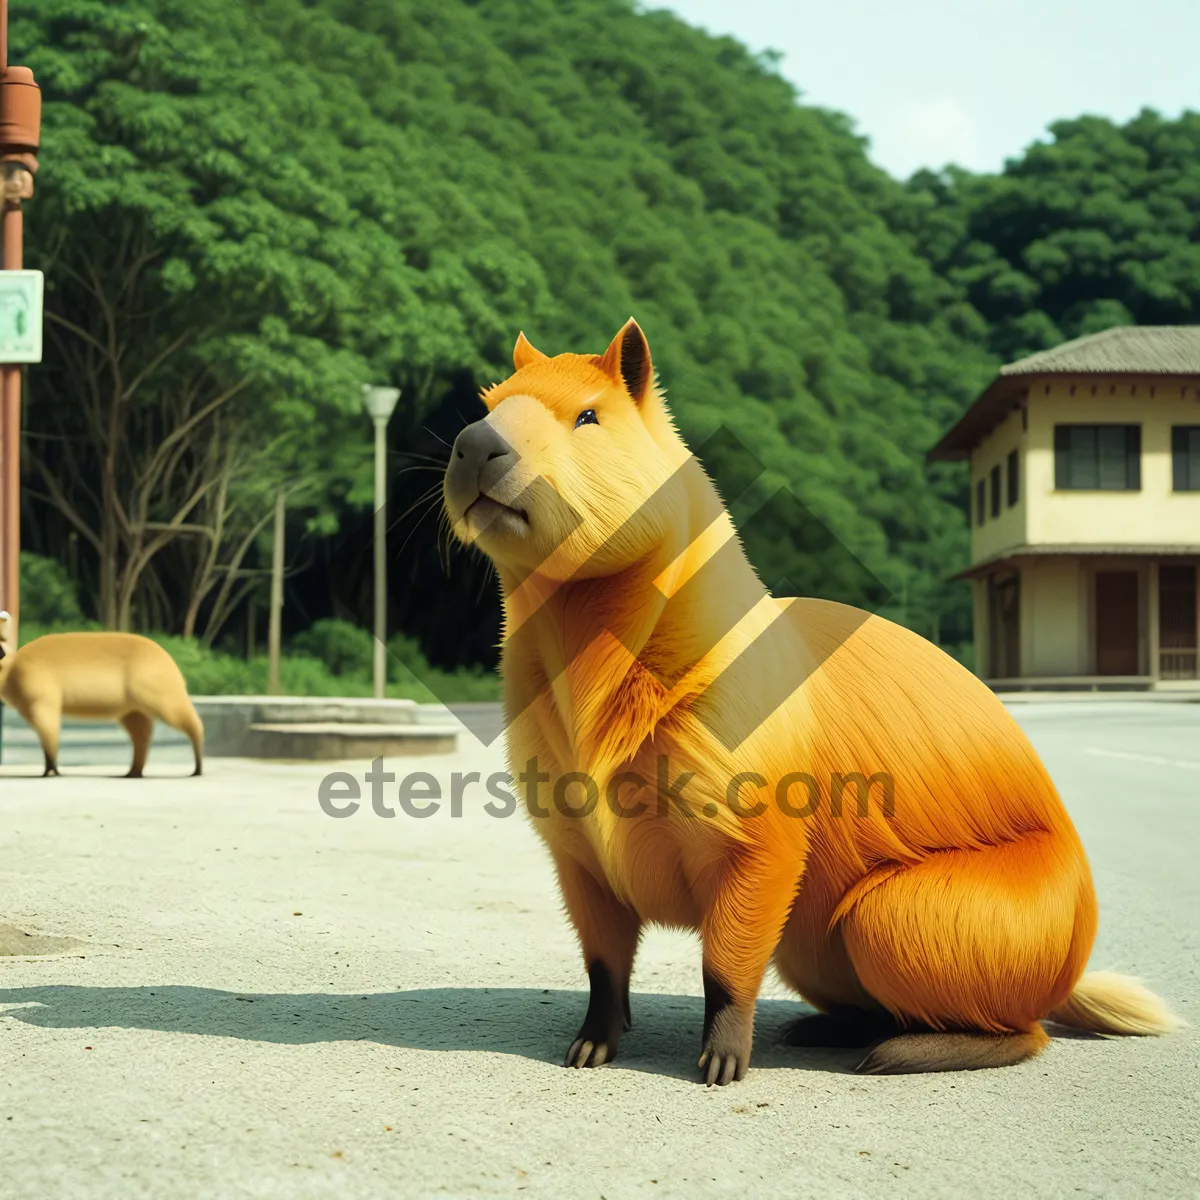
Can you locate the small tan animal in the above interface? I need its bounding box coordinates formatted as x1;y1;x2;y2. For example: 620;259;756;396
0;619;203;778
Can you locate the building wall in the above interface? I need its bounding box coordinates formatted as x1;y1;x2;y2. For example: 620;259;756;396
1025;378;1200;545
1020;559;1086;675
972;578;988;676
969;409;1027;563
968;377;1200;558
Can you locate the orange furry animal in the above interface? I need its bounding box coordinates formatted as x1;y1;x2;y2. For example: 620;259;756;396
0;621;204;779
442;321;1179;1085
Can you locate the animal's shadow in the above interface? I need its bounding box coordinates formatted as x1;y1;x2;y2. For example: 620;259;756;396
0;984;865;1079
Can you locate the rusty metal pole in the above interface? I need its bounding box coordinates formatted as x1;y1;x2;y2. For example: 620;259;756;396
0;0;41;640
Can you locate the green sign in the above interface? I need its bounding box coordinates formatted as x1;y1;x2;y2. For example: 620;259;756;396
0;270;43;364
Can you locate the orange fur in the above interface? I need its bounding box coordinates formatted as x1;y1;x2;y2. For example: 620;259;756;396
444;322;1177;1080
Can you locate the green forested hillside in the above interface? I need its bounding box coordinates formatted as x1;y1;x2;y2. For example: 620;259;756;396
903;111;1200;361
12;0;1198;673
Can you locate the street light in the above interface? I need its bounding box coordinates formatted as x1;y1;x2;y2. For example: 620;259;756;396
362;384;401;700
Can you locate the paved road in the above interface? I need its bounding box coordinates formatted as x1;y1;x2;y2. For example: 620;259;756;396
0;701;1196;1198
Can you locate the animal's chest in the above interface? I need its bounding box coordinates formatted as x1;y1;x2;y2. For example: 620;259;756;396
522;745;707;930
560;801;705;929
504;666;708;928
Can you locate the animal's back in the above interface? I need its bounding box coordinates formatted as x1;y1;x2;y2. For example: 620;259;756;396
6;633;187;718
790;596;1081;854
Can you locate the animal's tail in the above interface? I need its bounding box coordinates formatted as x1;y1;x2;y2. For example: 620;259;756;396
1047;972;1182;1036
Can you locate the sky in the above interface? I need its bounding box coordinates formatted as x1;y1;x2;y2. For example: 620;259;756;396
662;0;1200;178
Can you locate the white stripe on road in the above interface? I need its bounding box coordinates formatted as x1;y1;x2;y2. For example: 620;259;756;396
1083;747;1200;771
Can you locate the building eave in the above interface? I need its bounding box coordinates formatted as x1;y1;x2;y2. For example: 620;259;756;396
927;361;1200;465
952;544;1200;581
927;376;1027;463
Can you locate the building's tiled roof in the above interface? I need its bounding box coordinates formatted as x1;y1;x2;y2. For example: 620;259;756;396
927;325;1200;461
1001;326;1200;377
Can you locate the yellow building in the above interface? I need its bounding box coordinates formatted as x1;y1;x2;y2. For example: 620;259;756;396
929;326;1200;690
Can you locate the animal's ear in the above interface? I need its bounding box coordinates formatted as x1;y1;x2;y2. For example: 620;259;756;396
597;318;653;405
513;331;547;371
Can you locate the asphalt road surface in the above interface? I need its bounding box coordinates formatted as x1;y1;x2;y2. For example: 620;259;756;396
0;700;1196;1198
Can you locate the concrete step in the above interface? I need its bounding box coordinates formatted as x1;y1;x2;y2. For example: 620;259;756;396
243;721;458;760
189;697;426;756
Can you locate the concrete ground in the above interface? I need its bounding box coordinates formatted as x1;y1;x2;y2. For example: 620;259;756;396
0;700;1196;1199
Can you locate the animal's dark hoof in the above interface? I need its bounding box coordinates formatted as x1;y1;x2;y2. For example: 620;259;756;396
782;1008;898;1049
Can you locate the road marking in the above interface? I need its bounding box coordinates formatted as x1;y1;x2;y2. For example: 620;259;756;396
1084;747;1200;771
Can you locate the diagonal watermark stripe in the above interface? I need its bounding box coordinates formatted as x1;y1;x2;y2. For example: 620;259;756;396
328;423;892;751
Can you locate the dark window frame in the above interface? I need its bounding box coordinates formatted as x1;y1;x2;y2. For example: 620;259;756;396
990;464;1001;518
1172;425;1200;492
1054;424;1141;491
975;478;986;526
1006;448;1019;507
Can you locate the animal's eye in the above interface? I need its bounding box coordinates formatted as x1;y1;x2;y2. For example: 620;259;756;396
574;408;599;429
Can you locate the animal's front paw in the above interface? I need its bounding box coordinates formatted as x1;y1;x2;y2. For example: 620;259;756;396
698;1004;753;1086
564;1017;622;1068
564;961;626;1068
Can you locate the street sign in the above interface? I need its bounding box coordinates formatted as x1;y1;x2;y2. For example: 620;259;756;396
0;269;43;363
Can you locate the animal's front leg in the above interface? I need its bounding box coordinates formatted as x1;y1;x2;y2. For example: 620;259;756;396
699;848;799;1086
552;849;641;1068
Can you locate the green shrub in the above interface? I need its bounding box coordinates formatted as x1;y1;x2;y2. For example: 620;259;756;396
386;632;500;702
17;553;86;626
291;618;373;678
12;610;498;702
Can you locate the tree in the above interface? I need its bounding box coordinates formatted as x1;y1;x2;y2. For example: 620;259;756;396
904;110;1200;362
15;0;1003;655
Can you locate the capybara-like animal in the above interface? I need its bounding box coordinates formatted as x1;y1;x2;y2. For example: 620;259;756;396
0;624;203;778
442;320;1178;1085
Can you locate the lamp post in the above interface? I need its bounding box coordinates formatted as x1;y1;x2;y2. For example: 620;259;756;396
0;0;40;639
362;385;400;700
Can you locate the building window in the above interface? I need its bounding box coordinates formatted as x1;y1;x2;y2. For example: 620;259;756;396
975;479;985;526
1007;449;1019;507
1054;424;1141;490
990;464;1001;518
1173;426;1200;491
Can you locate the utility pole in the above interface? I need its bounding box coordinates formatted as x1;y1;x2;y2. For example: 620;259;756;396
362;385;400;700
266;489;286;695
0;0;41;642
0;4;40;766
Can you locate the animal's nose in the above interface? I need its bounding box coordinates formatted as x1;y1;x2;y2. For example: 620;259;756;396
445;419;518;509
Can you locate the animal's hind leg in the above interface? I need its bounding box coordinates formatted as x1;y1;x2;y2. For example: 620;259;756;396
773;863;899;1048
782;1005;902;1049
120;711;154;779
836;832;1095;1074
142;697;204;776
166;701;204;776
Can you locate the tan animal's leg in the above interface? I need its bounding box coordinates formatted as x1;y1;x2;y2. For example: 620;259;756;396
170;701;204;776
120;711;154;779
553;850;642;1069
699;848;801;1085
145;698;204;776
24;699;63;778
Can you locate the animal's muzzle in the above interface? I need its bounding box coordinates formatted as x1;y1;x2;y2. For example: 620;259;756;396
444;419;520;517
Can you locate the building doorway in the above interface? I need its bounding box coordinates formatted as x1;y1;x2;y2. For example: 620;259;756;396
1095;571;1140;675
988;573;1020;678
1159;564;1198;680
